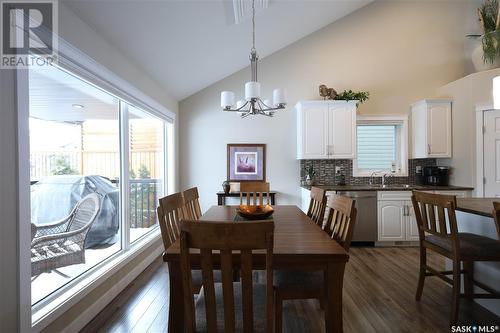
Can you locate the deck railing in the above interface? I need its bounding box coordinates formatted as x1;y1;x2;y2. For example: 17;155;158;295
30;178;161;229
129;179;161;228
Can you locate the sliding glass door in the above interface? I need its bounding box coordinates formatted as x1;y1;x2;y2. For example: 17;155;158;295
28;64;169;307
128;104;165;243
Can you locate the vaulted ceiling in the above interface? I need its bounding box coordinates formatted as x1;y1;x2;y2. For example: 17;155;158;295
63;0;374;101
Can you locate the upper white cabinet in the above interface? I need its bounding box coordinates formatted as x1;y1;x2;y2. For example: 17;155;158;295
296;100;357;159
411;99;452;158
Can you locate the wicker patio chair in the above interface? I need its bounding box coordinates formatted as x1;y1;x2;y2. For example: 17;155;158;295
31;193;100;277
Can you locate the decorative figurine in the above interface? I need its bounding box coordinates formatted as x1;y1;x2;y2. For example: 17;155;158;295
319;84;337;100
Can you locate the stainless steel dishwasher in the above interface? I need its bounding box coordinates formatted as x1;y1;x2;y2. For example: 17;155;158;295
335;191;377;244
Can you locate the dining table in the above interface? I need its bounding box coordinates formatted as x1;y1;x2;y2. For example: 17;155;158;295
163;205;349;333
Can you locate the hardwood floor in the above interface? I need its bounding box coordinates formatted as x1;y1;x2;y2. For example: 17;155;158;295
81;247;500;333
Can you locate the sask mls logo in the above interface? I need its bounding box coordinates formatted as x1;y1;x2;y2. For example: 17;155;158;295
1;0;58;68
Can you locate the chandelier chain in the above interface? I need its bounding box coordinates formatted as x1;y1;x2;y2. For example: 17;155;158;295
251;0;255;52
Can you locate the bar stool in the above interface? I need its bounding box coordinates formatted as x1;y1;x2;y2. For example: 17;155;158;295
411;192;500;326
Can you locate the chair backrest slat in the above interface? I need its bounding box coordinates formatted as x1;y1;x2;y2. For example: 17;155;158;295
221;249;236;333
411;191;459;242
180;220;274;333
307;187;327;226
158;192;185;251
493;202;500;239
240;250;253;333
240;182;270;206
324;194;357;251
200;248;217;332
183;187;202;220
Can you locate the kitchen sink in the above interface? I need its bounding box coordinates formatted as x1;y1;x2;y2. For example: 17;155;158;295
369;184;412;189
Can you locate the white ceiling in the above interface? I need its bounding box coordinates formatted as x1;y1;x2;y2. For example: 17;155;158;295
63;0;373;101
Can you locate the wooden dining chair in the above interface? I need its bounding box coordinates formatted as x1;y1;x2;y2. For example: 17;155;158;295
180;219;274;333
273;194;357;332
323;193;357;249
412;191;500;326
183;187;202;220
240;182;270;206
158;192;221;294
158;192;185;250
307;186;327;226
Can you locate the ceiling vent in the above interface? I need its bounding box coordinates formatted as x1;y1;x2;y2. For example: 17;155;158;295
231;0;268;25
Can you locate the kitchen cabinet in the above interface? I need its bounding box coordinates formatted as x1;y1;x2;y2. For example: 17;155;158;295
296;100;357;159
377;191;417;241
378;201;406;240
411;99;452;158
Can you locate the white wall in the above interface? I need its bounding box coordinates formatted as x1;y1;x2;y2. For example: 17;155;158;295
179;0;476;211
438;68;500;189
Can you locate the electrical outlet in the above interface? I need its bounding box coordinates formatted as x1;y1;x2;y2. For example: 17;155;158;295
335;166;342;173
415;166;422;173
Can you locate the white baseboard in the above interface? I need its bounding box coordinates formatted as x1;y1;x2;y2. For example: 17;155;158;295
63;245;164;332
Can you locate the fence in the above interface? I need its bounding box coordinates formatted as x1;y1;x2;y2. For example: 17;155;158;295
30;150;162;180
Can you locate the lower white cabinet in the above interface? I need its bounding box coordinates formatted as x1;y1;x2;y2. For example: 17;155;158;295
405;201;420;241
377;192;418;242
378;201;406;240
377;190;471;242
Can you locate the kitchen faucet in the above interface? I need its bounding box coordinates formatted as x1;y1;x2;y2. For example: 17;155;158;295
382;172;394;186
369;171;379;185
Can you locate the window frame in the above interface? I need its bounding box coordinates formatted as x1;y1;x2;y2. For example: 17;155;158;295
353;115;408;177
17;40;176;331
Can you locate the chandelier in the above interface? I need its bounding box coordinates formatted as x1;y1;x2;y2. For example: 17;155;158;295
220;0;287;118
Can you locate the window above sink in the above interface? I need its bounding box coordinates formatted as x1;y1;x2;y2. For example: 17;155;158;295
353;115;409;177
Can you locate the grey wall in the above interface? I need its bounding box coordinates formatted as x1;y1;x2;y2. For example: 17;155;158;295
0;70;20;332
179;0;477;212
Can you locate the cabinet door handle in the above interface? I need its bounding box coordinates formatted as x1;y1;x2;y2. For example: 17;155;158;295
427;144;431;155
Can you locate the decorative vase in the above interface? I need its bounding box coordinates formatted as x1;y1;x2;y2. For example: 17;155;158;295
305;175;314;186
222;184;230;194
471;44;500;72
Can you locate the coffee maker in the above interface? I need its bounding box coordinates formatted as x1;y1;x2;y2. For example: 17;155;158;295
419;166;450;186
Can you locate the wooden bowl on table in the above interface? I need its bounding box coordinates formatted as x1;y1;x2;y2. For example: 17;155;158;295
236;204;274;220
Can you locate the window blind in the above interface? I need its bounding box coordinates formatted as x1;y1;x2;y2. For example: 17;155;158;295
357;125;396;170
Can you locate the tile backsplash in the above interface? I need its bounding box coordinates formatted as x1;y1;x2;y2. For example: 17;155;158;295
299;159;437;186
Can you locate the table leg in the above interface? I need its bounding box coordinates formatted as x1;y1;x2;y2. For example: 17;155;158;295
271;194;275;205
168;261;184;333
217;195;222;206
325;262;345;333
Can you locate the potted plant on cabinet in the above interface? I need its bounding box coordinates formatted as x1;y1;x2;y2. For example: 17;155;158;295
303;166;316;186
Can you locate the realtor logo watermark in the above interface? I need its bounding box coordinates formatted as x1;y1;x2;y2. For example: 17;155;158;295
1;0;58;68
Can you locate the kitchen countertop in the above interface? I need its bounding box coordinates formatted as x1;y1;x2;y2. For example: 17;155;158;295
456;198;498;218
300;184;474;192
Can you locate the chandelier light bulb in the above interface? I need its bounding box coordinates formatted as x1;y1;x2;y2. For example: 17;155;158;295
273;88;287;107
221;91;235;109
245;81;261;101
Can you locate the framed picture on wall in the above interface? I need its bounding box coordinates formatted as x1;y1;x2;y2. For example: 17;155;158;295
227;144;266;182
